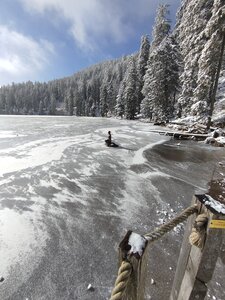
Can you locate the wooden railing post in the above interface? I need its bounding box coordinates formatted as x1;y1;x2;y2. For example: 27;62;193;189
117;230;148;300
170;195;225;300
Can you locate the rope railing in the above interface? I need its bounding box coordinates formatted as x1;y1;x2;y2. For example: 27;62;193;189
144;204;198;241
110;204;199;300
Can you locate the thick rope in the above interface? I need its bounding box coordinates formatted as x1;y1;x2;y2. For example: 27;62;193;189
110;260;132;300
144;204;198;241
189;213;208;248
110;205;198;300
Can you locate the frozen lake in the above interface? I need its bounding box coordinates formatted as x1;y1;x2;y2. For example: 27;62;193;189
0;116;224;300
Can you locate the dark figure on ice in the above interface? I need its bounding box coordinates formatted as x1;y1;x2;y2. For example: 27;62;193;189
105;131;112;146
105;131;118;147
108;131;112;144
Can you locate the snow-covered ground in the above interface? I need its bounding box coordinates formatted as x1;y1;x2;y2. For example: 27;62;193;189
0;116;224;300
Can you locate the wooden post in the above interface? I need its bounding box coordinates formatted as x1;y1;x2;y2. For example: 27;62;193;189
170;195;225;300
118;230;148;300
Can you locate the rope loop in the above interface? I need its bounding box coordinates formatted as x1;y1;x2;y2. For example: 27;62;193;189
189;213;208;249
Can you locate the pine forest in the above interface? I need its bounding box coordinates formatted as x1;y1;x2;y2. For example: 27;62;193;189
0;0;224;127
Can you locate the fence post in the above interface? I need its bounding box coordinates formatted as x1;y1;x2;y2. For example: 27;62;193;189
170;195;225;300
114;230;148;300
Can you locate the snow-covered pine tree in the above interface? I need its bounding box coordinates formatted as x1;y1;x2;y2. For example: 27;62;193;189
141;50;164;119
141;4;180;121
115;79;126;118
49;94;56;115
38;100;44;115
89;97;97;117
192;0;225;125
141;36;180;121
106;82;115;116
64;87;74;115
99;83;108;117
124;56;138;119
136;35;150;113
175;0;214;117
137;35;150;79
163;36;181;118
151;4;171;51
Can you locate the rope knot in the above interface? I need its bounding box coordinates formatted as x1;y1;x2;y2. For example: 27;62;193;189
189;213;208;249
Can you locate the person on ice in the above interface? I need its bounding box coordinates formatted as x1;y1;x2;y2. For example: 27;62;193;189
105;131;119;147
105;131;112;146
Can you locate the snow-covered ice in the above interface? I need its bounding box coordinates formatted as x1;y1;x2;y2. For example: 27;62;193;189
0;116;224;300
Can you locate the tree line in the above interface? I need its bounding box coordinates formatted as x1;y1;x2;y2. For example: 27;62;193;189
0;0;224;125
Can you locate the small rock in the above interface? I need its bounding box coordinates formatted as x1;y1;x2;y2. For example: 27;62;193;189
151;278;155;285
87;284;95;292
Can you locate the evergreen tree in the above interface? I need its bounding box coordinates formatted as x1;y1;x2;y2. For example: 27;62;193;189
151;4;171;50
136;35;150;112
141;4;178;121
89;97;97;117
115;79;126;118
49;94;56;115
124;57;138;119
137;35;150;79
64;88;74;115
107;82;114;116
100;83;108;117
141;36;180;120
175;0;214;116
38;100;44;115
193;0;225;124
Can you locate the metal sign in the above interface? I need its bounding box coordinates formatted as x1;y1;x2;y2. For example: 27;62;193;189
209;220;225;229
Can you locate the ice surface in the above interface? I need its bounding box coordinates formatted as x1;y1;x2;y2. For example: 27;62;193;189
0;116;224;300
0;134;95;176
0;130;25;138
132;138;168;165
0;208;47;280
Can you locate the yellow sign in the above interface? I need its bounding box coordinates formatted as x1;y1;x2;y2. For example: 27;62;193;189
210;220;225;229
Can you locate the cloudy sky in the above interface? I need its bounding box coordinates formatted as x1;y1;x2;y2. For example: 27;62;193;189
0;0;181;86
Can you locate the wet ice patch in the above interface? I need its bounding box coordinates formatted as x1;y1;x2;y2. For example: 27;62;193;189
132;139;168;165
